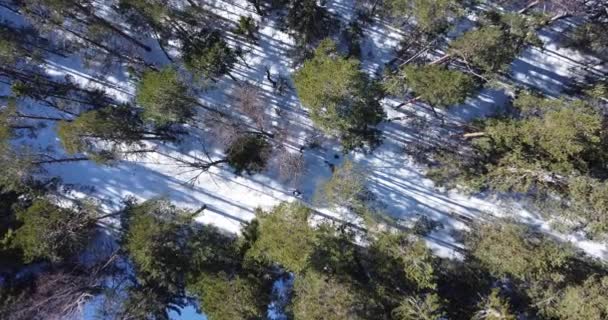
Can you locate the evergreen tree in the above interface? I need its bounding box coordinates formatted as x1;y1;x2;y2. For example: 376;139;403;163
401;64;475;116
286;0;334;47
468;222;574;282
474;99;607;193
291;270;366;320
245;202;316;273
294;39;385;150
472;288;517;320
226;135;272;175
392;294;446;320
187;272;271;320
56;105;165;162
315;160;370;214
449;26;516;74
384;0;461;35
565;21;608;56
3;198;96;263
370;232;437;291
552;275;608;320
135;68;194;125
120;199;195;318
182;30;236;81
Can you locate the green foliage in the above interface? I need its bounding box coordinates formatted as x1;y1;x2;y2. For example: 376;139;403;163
119;285;181;320
468;222;574;282
234;16;257;40
291;270;365;320
392;294;446;320
315;160;368;210
472;288;516;320
565;22;608;56
120;199;226;319
245;202;315;273
0;190;25;269
4;199;95;263
136;67;193;125
188;272;270;320
294;39;385;150
385;0;461;34
122;199;193;289
475;100;607;192
226;135;271;174
552;275;608;320
370;232;437;290
449;26;516;73
441;11;539;74
585;82;608;103
309;224;359;275
286;0;333;46
402;64;475;108
56;105;147;160
0;105;13;149
567;176;608;236
183;30;236;80
0;37;20;64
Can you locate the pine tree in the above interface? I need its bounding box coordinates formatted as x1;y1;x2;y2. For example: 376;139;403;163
291;270;366;320
552;275;608;320
3;199;96;263
401;64;475;116
245;202;316;274
225;135;272;175
468;221;574;282
315;160;368;210
392;294;446;320
135;68;194;125
370;232;437;291
472;289;516;320
286;0;334;47
182;30;236;81
187;272;271;320
384;0;461;35
56;105;165;162
294;39;385;150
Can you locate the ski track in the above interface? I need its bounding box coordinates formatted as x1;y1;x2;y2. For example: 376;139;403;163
1;0;607;263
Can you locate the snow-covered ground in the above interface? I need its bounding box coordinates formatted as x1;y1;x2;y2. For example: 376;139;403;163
2;0;607;262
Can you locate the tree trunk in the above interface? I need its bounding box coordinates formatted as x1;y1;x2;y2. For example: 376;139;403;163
430;54;452;65
13;113;71;122
518;0;541;14
33;156;90;165
463;132;486;139
394;95;422;109
265;67;277;88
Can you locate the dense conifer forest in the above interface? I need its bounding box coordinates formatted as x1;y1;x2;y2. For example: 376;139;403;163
0;0;607;319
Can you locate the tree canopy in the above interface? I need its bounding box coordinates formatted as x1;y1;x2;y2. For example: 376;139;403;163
135;68;194;125
294;39;385;150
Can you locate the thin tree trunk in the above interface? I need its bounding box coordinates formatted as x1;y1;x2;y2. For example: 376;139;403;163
463;132;486;139
33;156;90;165
265;67;277;88
13;113;71;122
430;54;452;65
518;0;540;14
394;95;422;109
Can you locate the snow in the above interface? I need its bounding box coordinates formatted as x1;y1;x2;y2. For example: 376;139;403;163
3;0;608;268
